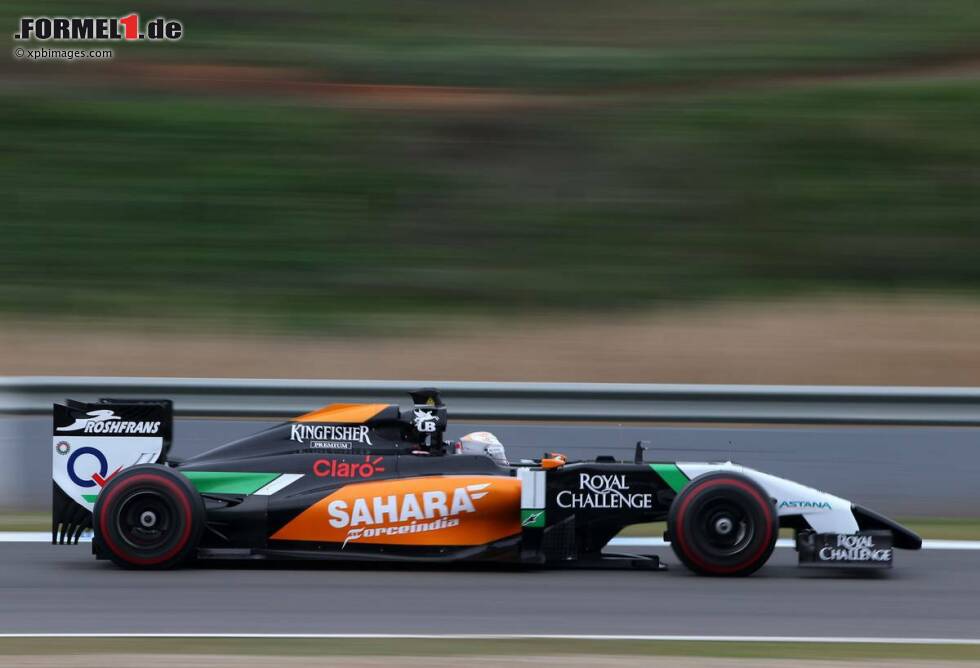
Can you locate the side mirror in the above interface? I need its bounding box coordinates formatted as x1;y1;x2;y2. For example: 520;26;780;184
634;440;649;464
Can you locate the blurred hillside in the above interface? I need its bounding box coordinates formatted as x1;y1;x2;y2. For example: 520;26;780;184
4;296;980;385
1;0;979;334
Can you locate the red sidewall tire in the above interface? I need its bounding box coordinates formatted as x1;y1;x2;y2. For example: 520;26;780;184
94;465;204;570
668;472;777;577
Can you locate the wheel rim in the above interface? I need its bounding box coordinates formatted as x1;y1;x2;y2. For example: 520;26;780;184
694;498;755;557
114;489;178;551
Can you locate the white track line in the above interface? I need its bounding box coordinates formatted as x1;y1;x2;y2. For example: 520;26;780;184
0;633;977;644
3;532;980;550
609;537;980;550
0;532;91;542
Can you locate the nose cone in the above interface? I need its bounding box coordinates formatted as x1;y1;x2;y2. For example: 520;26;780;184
852;504;922;550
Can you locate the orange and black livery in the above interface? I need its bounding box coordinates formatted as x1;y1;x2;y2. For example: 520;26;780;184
52;388;921;575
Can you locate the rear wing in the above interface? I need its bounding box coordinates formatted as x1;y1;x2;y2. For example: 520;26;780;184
52;398;173;544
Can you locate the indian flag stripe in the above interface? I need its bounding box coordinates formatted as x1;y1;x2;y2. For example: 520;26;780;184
650;463;689;493
253;473;303;496
181;471;280;495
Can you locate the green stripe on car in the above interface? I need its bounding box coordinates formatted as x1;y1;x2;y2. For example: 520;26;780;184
181;471;280;495
650;463;689;493
521;509;546;528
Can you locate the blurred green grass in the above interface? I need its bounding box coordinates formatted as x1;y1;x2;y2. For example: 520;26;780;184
4;0;980;88
2;1;979;332
1;636;979;659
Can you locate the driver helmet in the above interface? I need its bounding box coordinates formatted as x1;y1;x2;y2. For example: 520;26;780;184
454;431;508;466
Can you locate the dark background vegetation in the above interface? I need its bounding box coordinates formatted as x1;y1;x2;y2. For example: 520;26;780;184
2;0;978;332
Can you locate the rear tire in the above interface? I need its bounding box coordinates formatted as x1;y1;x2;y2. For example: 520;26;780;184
668;472;777;576
93;464;204;569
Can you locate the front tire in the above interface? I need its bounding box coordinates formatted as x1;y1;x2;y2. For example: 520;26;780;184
668;472;777;576
93;465;204;569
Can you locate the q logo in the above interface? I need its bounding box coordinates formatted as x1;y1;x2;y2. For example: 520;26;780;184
66;447;119;488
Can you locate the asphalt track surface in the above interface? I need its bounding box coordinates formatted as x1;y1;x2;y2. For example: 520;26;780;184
2;542;978;638
6;415;980;640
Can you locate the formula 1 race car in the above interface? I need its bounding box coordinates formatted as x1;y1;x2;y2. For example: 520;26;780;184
51;390;921;575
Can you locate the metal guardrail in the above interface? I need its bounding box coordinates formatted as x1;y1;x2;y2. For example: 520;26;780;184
3;376;980;425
